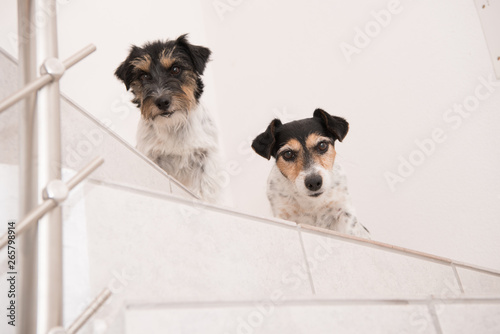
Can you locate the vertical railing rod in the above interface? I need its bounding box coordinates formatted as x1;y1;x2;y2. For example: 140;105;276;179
11;1;97;332
35;0;62;331
17;1;38;332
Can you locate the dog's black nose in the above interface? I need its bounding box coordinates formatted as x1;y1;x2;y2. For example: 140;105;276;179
155;96;171;111
305;174;322;192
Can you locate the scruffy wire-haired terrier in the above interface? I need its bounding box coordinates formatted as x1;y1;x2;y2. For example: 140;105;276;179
252;109;370;238
115;34;221;202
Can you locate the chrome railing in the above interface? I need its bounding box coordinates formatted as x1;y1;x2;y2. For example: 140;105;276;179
0;157;105;250
0;0;112;333
0;44;96;114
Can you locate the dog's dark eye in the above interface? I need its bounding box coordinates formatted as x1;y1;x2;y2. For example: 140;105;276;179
317;141;329;153
140;73;151;81
170;66;181;76
282;150;296;161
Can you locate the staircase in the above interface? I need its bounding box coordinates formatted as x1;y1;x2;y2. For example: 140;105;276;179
1;49;500;334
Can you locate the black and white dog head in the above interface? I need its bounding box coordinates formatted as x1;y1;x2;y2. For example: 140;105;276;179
252;109;349;198
115;34;211;128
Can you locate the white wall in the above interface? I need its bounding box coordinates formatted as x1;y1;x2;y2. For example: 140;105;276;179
1;0;500;270
201;0;500;270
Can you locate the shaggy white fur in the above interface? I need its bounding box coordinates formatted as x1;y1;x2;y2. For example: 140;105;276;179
136;103;222;202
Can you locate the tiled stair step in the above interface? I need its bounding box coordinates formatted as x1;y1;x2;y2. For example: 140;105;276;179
72;181;500;333
82;181;500;301
122;297;500;334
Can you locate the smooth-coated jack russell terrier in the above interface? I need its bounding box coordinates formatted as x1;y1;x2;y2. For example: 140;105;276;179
115;35;221;202
252;109;370;238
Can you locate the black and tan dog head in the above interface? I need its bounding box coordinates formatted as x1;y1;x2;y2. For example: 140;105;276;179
252;109;349;197
115;34;211;126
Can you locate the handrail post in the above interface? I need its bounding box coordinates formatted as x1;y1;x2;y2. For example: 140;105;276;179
17;1;39;333
35;0;63;331
0;157;105;251
0;44;96;114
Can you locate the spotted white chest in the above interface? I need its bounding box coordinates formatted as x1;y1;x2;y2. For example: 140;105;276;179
266;163;370;238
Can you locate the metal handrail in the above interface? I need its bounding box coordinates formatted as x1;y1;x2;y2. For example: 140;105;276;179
0;43;96;114
67;288;112;334
7;1;100;331
0;157;104;250
46;288;113;334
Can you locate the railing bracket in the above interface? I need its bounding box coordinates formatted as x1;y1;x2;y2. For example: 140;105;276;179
42;179;69;203
41;57;66;80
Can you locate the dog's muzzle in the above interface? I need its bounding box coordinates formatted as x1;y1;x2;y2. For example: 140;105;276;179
155;96;175;117
305;174;323;196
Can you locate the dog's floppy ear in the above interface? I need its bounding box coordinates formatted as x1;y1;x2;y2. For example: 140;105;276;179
313;108;349;142
115;45;143;90
252;119;282;160
176;34;211;75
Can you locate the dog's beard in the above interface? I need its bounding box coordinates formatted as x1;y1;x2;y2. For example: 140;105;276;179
141;98;194;132
152;109;190;132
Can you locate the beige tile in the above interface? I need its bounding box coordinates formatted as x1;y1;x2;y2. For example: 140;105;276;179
438;302;500;334
83;183;311;305
124;302;437;334
169;179;199;199
457;266;500;295
301;230;460;297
